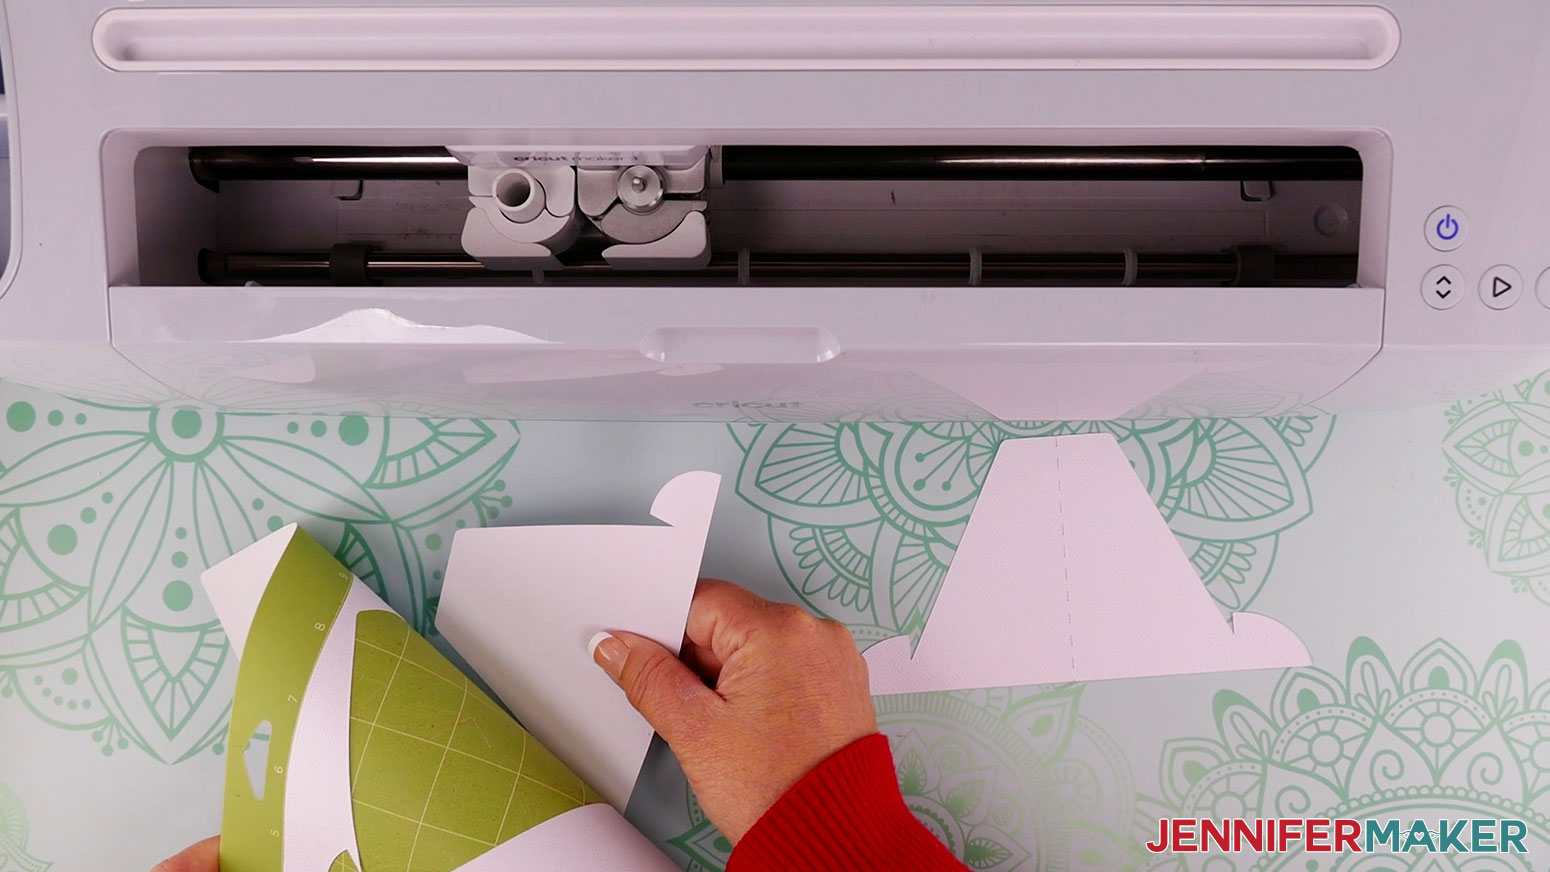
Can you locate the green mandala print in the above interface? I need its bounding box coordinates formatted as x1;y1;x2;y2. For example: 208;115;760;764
1443;368;1550;605
0;783;49;872
670;686;1144;872
729;418;1331;640
1143;637;1550;872
0;386;519;764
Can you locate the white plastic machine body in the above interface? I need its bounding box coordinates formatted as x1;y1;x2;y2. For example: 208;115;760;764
0;1;1547;421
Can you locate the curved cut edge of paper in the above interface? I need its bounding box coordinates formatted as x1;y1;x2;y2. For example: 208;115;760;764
864;433;1311;694
1223;610;1313;668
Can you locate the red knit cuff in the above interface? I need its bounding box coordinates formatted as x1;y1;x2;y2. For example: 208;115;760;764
727;734;966;872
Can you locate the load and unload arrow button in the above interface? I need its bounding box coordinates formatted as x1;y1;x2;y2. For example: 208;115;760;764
1422;265;1464;310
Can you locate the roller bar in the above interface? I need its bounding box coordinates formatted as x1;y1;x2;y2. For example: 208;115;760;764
197;247;1356;287
188;145;1362;184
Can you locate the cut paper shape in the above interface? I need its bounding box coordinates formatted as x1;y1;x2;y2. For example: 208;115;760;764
452;804;683;872
864;433;1310;694
201;524;680;872
241;720;272;800
201;522;297;660
437;471;720;811
258;308;560;345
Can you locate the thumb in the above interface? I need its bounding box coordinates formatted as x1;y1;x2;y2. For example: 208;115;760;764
591;631;719;747
152;837;220;872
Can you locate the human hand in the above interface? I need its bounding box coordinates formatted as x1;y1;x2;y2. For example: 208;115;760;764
152;837;219;872
591;579;877;843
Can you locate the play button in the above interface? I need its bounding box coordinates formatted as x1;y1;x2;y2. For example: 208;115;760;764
1480;265;1523;310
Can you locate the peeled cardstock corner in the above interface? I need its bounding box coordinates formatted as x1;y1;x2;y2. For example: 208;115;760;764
436;470;721;811
864;433;1310;695
200;522;301;661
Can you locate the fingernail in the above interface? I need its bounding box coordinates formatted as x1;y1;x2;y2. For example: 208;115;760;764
590;632;628;680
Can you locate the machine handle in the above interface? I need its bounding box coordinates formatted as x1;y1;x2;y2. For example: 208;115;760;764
639;327;841;365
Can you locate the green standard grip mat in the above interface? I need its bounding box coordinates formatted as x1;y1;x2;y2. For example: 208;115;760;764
346;611;597;870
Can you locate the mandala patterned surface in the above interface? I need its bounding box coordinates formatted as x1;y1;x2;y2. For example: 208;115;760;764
729;418;1332;641
1443;368;1550;605
1141;637;1550;872
8;372;1550;871
0;386;520;763
0;783;49;872
670;686;1143;872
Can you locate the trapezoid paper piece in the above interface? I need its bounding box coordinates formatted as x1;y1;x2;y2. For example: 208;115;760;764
864;434;1309;694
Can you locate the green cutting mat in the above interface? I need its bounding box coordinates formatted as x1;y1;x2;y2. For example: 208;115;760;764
348;610;596;872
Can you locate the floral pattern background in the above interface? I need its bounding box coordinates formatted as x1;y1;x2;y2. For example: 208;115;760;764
0;385;520;768
0;782;49;872
1139;637;1550;872
2;369;1548;871
1443;369;1550;606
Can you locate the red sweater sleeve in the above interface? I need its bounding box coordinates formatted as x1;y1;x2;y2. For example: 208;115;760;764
727;734;970;872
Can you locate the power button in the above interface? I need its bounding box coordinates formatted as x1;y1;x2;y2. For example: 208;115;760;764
1425;206;1467;251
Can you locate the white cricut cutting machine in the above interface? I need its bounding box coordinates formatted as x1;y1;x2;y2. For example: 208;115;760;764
0;1;1546;420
